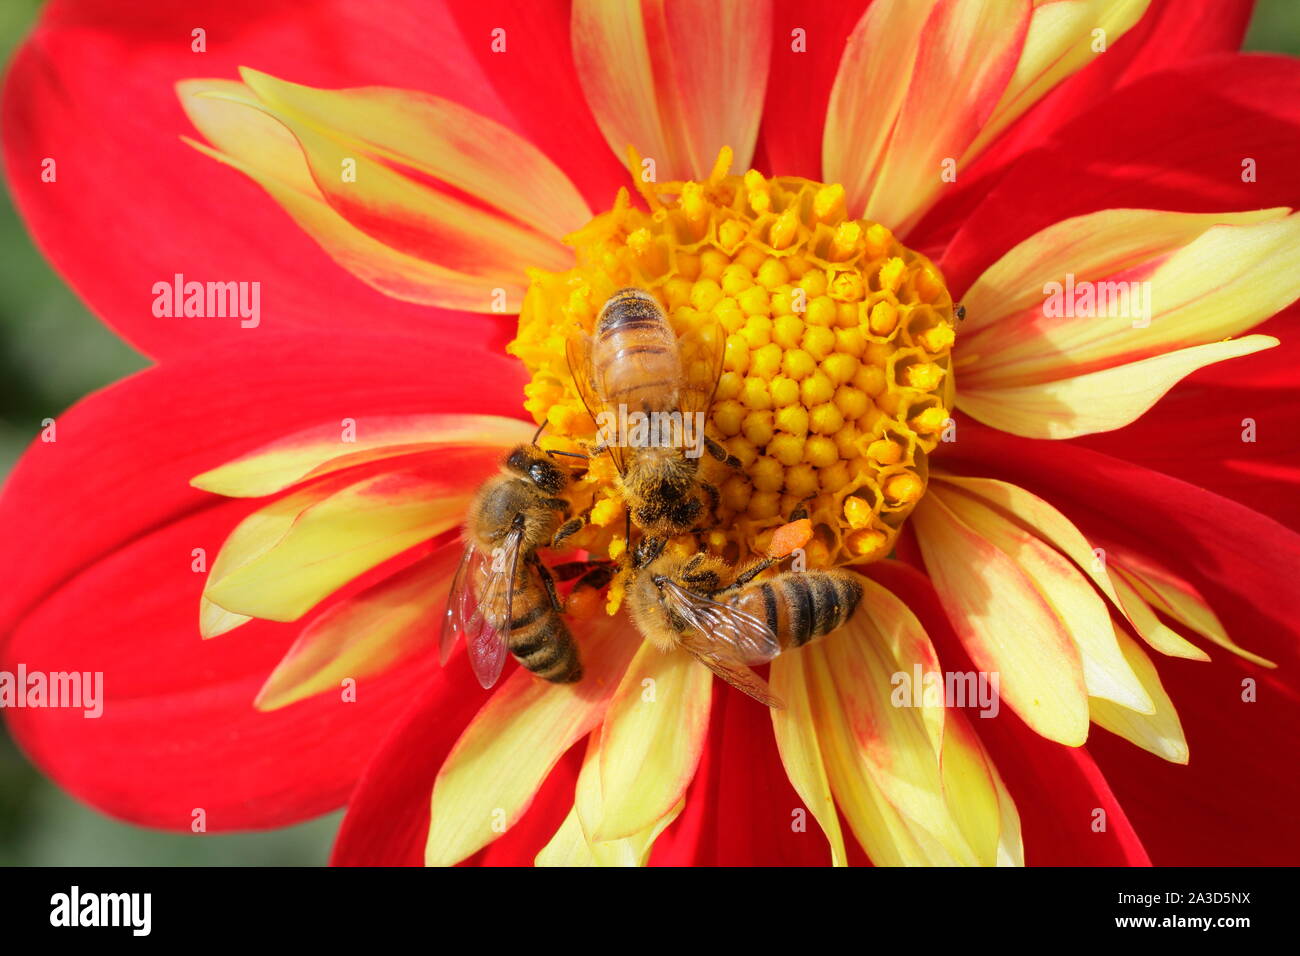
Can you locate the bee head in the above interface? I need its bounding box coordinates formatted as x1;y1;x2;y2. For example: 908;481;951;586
504;444;568;495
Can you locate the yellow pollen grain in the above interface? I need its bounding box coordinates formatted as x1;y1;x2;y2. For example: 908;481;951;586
510;153;955;571
590;496;622;527
878;257;906;294
902;362;946;390
868;438;904;465
844;496;874;529
814;183;845;222
885;472;924;504
868;300;898;336
771;205;800;250
830;221;862;260
918;324;956;353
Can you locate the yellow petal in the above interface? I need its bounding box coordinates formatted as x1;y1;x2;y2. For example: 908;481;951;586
204;469;470;621
536;737;684;867
1113;557;1275;668
820;619;974;862
803;640;959;865
959;208;1288;341
1090;625;1189;764
571;0;771;181
959;209;1297;388
964;0;1151;159
769;651;849;867
932;474;1124;611
942;711;1023;866
804;579;1010;865
240;69;589;241
254;543;460;711
957;334;1279;439
825;0;1031;232
199;476;356;638
178;78;570;312
937;487;1153;713
592;641;712;842
911;492;1090;745
425;615;638;867
1110;573;1211;662
193;414;532;497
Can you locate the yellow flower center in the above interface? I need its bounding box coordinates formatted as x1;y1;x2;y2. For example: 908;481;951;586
509;148;956;588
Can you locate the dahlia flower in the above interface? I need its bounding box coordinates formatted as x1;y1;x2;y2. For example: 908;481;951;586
2;0;1297;867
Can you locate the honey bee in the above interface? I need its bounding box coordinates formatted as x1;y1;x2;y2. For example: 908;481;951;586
625;536;864;708
564;287;737;542
440;442;583;687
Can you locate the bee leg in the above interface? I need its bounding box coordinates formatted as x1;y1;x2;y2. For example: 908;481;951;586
701;482;721;512
788;495;815;523
544;449;589;462
552;507;590;548
717;554;783;595
572;562;618;592
632;534;667;570
528;553;565;613
550;558;614;582
703;435;741;469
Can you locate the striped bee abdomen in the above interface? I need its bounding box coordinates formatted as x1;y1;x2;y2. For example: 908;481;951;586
502;571;583;683
592;288;682;412
728;570;864;650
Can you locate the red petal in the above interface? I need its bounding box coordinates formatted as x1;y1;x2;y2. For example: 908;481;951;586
1073;307;1300;530
2;0;519;359
0;332;525;827
1085;643;1300;864
444;1;631;212
937;54;1300;293
866;561;1150;865
330;670;587;867
0;505;450;829
653;684;832;866
758;0;871;179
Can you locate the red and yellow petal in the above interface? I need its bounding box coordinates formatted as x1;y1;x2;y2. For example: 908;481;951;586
2;0;517;358
571;0;772;182
911;491;1090;745
424;614;638;867
254;542;462;711
180;73;578;312
824;0;1032;233
956;209;1300;438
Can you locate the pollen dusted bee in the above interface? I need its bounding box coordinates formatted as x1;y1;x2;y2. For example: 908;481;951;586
563;287;738;542
625;535;865;708
440;443;584;688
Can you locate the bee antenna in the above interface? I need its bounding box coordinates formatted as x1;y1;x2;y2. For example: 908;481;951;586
531;421;548;445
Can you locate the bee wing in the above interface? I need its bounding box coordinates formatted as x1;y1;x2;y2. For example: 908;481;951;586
439;541;481;665
677;318;725;417
659;578;781;664
464;524;525;689
565;331;625;474
679;637;786;710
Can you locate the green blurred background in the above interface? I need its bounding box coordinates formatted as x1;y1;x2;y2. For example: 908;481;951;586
0;0;1297;866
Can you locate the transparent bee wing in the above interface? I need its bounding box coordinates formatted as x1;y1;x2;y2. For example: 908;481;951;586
678;319;725;418
678;637;785;710
659;578;781;664
439;541;481;666
465;524;525;689
565;331;624;474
